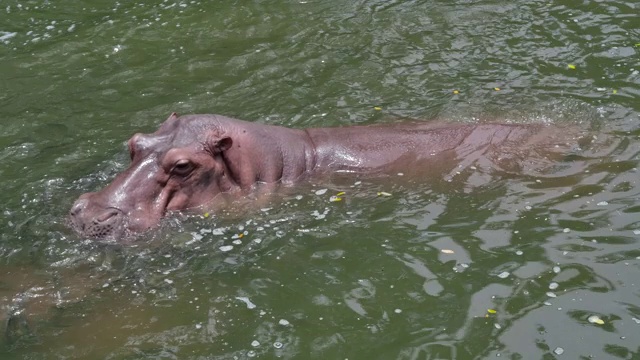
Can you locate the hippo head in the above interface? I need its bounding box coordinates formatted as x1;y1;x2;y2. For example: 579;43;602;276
69;113;236;239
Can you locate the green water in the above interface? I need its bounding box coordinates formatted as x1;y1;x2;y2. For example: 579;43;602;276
1;0;639;358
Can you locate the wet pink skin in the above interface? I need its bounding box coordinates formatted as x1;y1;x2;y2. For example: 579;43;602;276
69;113;553;239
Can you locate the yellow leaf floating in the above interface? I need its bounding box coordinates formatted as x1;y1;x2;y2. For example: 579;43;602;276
487;309;497;314
377;191;392;197
203;212;210;218
453;90;460;94
374;106;382;111
329;196;342;202
238;233;244;238
336;192;345;196
612;89;618;94
568;64;576;70
494;87;501;91
588;315;605;325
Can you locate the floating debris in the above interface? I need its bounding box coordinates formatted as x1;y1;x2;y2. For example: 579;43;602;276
441;249;455;254
374;106;382;111
195;323;202;329
278;319;290;326
546;292;557;298
515;250;523;256
251;340;260;347
394;308;402;314
549;282;559;290
596;201;609;206
219;245;234;252
497;271;510;279
494;87;501;91
273;341;283;349
562;228;571;233
329;195;342;202
487;309;497;314
377;191;392;197
494;323;502;329
236;297;257;309
554;347;564;355
247;350;257;358
553;266;561;273
453;90;460;94
587;315;605;325
315;188;328;195
633;230;640;235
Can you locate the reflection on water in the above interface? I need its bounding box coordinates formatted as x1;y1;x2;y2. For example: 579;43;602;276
0;0;639;358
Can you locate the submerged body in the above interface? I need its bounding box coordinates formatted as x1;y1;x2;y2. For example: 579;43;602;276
69;113;575;239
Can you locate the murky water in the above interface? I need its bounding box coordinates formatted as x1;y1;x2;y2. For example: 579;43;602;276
1;0;639;358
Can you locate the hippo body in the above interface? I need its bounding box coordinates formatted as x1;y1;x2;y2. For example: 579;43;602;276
69;113;566;239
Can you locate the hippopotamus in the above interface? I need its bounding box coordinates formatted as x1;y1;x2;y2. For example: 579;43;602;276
69;113;576;239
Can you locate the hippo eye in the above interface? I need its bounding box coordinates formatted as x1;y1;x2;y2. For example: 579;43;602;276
171;160;193;176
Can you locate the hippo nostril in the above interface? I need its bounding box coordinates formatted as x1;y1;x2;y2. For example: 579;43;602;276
70;198;89;216
96;209;121;223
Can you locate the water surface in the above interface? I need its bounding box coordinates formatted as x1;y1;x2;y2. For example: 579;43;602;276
0;0;639;358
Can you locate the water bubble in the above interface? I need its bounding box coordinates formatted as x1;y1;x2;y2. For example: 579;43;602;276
273;341;283;349
515;250;523;256
553;266;561;273
497;271;510;279
247;350;256;357
251;340;260;347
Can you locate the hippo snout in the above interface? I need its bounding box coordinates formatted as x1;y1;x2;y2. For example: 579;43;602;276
69;196;126;239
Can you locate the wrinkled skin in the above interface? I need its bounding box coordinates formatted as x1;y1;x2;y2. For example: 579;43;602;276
70;113;573;239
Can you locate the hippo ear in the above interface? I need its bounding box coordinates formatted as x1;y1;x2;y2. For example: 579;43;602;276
166;112;179;121
210;136;233;154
